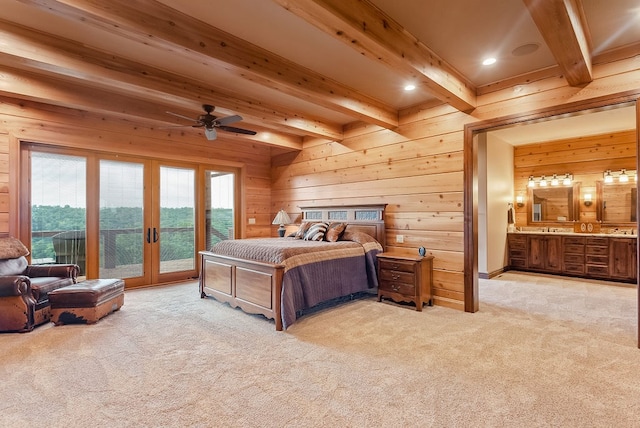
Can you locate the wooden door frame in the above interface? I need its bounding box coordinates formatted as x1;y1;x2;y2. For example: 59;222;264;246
463;91;640;346
17;143;243;288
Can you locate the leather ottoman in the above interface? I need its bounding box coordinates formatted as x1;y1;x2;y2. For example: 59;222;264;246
49;279;124;325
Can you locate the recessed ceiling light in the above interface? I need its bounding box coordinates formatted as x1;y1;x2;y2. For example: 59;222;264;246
482;57;497;66
404;84;416;91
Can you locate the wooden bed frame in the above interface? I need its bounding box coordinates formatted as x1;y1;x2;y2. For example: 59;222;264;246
199;205;386;330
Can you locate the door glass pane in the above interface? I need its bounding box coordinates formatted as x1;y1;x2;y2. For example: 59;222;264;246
159;166;195;273
205;171;235;249
31;153;87;275
100;160;144;278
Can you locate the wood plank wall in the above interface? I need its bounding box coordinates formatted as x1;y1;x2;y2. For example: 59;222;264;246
0;56;638;310
513;130;637;226
272;55;640;312
0;96;273;240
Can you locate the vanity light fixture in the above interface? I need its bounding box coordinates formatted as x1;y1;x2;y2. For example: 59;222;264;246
619;169;629;183
584;193;593;206
516;195;524;207
603;169;637;183
604;170;614;183
526;173;572;187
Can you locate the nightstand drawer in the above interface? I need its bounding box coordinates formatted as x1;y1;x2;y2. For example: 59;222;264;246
378;259;416;273
379;269;415;285
378;280;416;296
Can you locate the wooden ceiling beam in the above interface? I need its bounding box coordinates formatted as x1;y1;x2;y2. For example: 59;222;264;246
273;0;477;112
0;19;340;141
523;0;593;86
0;65;304;150
17;0;399;130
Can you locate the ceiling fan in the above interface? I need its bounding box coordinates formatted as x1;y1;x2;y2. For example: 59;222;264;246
166;104;256;140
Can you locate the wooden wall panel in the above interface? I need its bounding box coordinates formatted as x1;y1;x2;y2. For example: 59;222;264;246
0;98;272;240
514;130;637;225
273;60;640;311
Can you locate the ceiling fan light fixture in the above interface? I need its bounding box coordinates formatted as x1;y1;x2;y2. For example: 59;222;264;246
204;127;217;141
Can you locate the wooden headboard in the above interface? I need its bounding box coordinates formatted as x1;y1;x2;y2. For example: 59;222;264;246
298;204;386;248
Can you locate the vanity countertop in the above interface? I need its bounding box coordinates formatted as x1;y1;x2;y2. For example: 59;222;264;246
508;230;637;238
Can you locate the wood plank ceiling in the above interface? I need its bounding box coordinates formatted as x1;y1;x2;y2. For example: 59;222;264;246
0;0;639;151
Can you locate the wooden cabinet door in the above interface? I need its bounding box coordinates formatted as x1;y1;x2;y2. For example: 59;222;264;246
544;236;563;272
610;238;637;281
527;235;562;272
527;235;545;270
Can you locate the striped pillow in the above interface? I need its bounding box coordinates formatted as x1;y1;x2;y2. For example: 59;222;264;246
304;222;328;241
292;222;313;239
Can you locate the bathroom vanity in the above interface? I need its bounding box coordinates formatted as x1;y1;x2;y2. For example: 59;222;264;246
507;232;637;283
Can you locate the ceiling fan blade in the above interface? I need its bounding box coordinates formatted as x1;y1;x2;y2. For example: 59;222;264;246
218;125;257;135
166;111;198;122
216;114;243;126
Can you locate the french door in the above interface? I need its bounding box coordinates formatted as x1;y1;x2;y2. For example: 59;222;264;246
98;158;197;286
26;149;202;287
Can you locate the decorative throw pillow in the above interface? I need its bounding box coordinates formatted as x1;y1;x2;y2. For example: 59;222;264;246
0;236;30;260
325;222;347;242
304;222;328;241
0;256;28;276
293;222;313;239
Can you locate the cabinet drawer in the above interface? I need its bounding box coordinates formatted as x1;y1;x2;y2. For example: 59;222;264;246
564;264;585;274
378;259;416;273
379;269;415;284
509;249;526;259
564;254;584;264
586;245;608;256
378;279;416;296
587;237;609;246
508;235;527;247
510;258;527;269
586;254;608;265
563;244;584;254
586;264;609;276
563;236;585;245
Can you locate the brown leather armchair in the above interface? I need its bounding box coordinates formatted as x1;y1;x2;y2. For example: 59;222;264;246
0;237;79;333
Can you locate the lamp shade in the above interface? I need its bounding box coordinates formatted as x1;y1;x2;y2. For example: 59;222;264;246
272;209;291;226
272;209;291;237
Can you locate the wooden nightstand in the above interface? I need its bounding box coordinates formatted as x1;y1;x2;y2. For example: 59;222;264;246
376;252;434;311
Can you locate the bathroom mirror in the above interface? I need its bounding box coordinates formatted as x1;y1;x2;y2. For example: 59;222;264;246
528;182;580;224
596;180;637;225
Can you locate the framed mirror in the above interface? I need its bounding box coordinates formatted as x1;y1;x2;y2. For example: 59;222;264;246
596;180;637;225
527;182;581;224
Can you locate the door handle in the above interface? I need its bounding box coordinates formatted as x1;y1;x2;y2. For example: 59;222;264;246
146;228;151;244
153;227;159;243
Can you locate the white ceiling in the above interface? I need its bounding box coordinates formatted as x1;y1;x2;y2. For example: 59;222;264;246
490;104;637;146
0;0;638;148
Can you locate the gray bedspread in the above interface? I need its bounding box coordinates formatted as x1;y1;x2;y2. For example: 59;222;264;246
210;232;382;328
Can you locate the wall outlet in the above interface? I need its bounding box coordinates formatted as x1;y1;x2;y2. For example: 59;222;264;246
396;234;404;243
248;218;256;224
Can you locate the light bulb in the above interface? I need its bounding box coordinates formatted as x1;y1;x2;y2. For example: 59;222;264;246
619;169;629;183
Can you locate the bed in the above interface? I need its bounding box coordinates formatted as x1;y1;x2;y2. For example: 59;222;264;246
199;205;386;330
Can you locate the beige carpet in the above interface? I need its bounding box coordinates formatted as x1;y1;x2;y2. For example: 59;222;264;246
1;271;639;427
